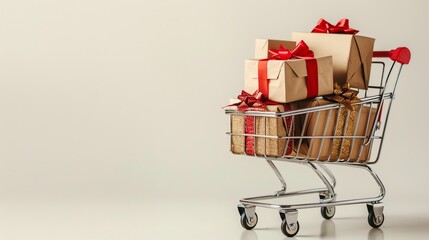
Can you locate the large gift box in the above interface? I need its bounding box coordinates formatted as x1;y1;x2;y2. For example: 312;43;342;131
254;39;296;59
244;56;333;103
230;104;294;157
297;97;377;162
291;19;375;90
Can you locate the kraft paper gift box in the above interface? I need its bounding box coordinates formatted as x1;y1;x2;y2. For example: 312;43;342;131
296;98;377;162
254;39;296;59
291;19;375;90
244;56;334;103
230;104;295;157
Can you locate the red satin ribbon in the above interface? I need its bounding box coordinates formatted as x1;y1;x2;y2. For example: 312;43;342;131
305;59;319;98
257;61;269;98
258;40;319;100
267;41;314;60
311;18;359;34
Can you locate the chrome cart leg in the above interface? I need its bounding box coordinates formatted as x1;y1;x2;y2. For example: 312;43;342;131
363;166;385;228
367;203;384;228
362;165;385;228
316;163;337;189
279;209;300;237
308;162;338;220
266;159;287;195
307;162;336;203
363;165;386;200
237;204;258;230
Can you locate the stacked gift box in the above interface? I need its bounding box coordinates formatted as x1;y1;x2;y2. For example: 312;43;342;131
227;18;377;162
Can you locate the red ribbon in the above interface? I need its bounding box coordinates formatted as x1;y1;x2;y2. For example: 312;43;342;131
267;41;314;60
305;58;319;98
258;40;319;100
225;90;278;112
311;18;359;34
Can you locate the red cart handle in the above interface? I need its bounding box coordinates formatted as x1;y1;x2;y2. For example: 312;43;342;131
373;47;410;126
373;47;411;64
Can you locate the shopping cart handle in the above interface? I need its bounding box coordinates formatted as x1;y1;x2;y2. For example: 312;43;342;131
373;47;411;64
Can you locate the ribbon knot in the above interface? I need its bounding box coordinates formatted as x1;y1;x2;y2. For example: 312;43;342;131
267;41;314;60
324;82;360;111
312;18;359;34
237;90;264;110
225;90;278;112
268;45;292;60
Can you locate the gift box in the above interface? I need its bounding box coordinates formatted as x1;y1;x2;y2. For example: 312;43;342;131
230;104;295;157
296;98;377;162
254;39;296;59
291;19;375;90
244;56;333;103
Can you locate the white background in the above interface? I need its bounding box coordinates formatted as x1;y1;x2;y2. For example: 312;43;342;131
0;0;428;239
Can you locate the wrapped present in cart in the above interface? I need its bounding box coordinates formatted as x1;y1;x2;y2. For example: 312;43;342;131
225;47;411;237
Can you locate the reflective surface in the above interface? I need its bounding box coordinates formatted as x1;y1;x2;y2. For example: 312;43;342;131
0;200;427;240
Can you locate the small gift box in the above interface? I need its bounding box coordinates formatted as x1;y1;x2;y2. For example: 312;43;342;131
244;41;334;103
228;91;295;157
254;39;296;59
297;83;377;162
292;18;375;90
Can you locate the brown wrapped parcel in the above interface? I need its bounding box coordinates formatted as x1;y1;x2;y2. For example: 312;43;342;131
244;56;333;103
297;99;377;162
230;104;295;158
291;32;375;90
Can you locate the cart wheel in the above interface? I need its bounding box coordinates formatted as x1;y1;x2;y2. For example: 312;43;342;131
368;212;384;228
281;219;300;237
240;212;258;230
321;206;335;220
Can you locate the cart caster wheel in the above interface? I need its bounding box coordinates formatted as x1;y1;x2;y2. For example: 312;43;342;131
367;203;384;228
281;219;300;237
240;212;258;230
321;206;336;220
368;212;384;228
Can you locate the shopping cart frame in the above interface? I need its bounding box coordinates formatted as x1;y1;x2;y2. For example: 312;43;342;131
225;47;410;237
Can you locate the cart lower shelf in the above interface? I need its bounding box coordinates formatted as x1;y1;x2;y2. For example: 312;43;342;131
237;159;385;237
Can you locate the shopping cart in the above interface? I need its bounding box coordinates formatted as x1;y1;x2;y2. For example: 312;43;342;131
225;47;411;237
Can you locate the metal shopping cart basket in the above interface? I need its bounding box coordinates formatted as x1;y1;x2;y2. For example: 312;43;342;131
225;47;411;237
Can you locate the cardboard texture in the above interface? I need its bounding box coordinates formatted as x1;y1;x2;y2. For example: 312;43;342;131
230;105;295;157
254;39;296;59
244;56;333;103
296;99;376;162
291;32;375;89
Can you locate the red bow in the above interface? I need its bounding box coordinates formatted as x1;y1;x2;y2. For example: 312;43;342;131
226;90;277;112
312;18;359;34
267;40;314;60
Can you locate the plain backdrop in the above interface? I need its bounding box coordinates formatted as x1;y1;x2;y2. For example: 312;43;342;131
0;0;428;239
